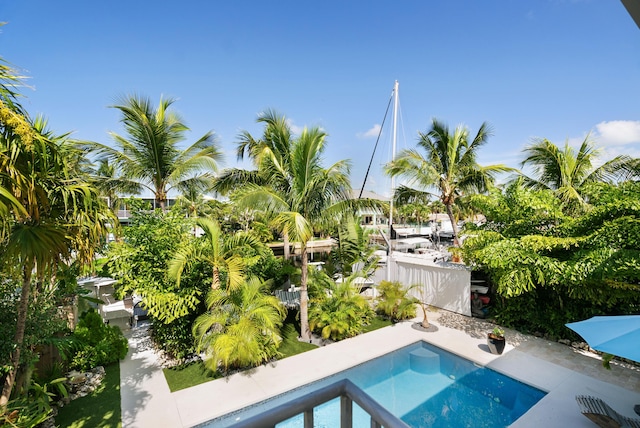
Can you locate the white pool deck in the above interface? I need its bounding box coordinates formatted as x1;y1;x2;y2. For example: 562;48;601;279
120;311;640;427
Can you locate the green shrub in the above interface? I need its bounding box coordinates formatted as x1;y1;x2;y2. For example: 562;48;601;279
151;315;197;361
0;378;67;428
308;274;374;341
375;280;418;321
70;310;128;371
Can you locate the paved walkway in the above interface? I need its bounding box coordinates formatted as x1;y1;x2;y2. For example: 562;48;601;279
120;322;182;427
120;312;640;427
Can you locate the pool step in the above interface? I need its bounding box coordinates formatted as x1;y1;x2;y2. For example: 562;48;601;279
409;347;440;374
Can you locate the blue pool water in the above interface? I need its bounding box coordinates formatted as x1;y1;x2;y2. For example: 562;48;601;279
205;341;546;428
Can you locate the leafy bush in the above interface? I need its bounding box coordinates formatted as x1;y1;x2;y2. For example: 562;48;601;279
464;181;640;336
151;314;197;361
308;274;374;341
70;310;128;371
375;280;418;321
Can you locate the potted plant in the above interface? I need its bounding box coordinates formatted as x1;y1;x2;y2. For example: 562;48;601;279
487;326;506;355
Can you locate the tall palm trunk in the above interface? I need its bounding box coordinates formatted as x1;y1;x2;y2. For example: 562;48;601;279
1;261;33;408
299;244;310;341
446;204;460;247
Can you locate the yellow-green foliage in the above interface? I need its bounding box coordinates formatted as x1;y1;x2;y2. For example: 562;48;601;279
376;280;418;321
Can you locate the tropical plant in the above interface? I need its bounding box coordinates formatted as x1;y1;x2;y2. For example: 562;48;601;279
172;180;217;219
517;136;636;214
0;378;67;428
468;178;566;237
87;158;140;216
330;213;379;277
491;326;505;338
385;118;513;246
462;181;640;336
168;217;260;290
103;208;200;324
224;110;355;341
192;277;286;373
375;280;418;322
86;94;222;211
308;272;374;341
1;115;113;408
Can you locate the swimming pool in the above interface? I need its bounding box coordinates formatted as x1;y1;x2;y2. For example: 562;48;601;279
204;341;546;427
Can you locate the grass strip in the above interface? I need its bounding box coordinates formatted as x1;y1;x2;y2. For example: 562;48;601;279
55;362;121;428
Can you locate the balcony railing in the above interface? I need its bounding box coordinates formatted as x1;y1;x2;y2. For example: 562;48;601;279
227;379;410;428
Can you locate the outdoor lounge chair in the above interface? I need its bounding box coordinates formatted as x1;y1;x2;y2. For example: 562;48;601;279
576;395;640;428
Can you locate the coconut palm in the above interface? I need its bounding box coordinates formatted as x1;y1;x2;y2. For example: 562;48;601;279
168;218;259;290
518;136;635;214
214;110;295;259
172;180;215;219
385;118;513;246
192;276;286;372
230;112;353;341
86;95;222;211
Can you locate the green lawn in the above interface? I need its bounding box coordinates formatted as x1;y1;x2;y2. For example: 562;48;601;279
363;316;393;333
163;360;221;392
55;363;121;428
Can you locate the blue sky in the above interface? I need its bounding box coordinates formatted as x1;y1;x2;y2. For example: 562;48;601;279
2;1;639;197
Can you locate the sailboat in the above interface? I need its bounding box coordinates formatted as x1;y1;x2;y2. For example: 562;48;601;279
361;81;452;280
360;81;474;316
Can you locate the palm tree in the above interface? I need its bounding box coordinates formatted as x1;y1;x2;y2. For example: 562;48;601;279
87;95;222;211
230;112;353;341
518;136;635;214
168;218;259;290
192;276;286;372
214;110;295;259
172;180;215;219
331;213;379;277
88;158;141;214
375;280;419;322
385;118;512;246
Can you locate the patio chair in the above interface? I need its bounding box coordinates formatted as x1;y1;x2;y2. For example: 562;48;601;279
576;395;640;428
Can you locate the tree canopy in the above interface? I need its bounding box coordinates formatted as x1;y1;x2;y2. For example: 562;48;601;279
463;180;640;336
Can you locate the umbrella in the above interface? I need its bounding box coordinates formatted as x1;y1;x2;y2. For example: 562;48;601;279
566;315;640;363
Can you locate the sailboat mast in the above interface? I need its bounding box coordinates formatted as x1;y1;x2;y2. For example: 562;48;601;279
386;80;398;282
388;80;399;247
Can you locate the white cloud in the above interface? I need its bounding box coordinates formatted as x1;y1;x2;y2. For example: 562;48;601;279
599;144;640;163
357;124;382;139
593;120;640;146
285;118;304;135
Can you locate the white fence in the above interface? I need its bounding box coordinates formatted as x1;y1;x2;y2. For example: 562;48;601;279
371;252;471;316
